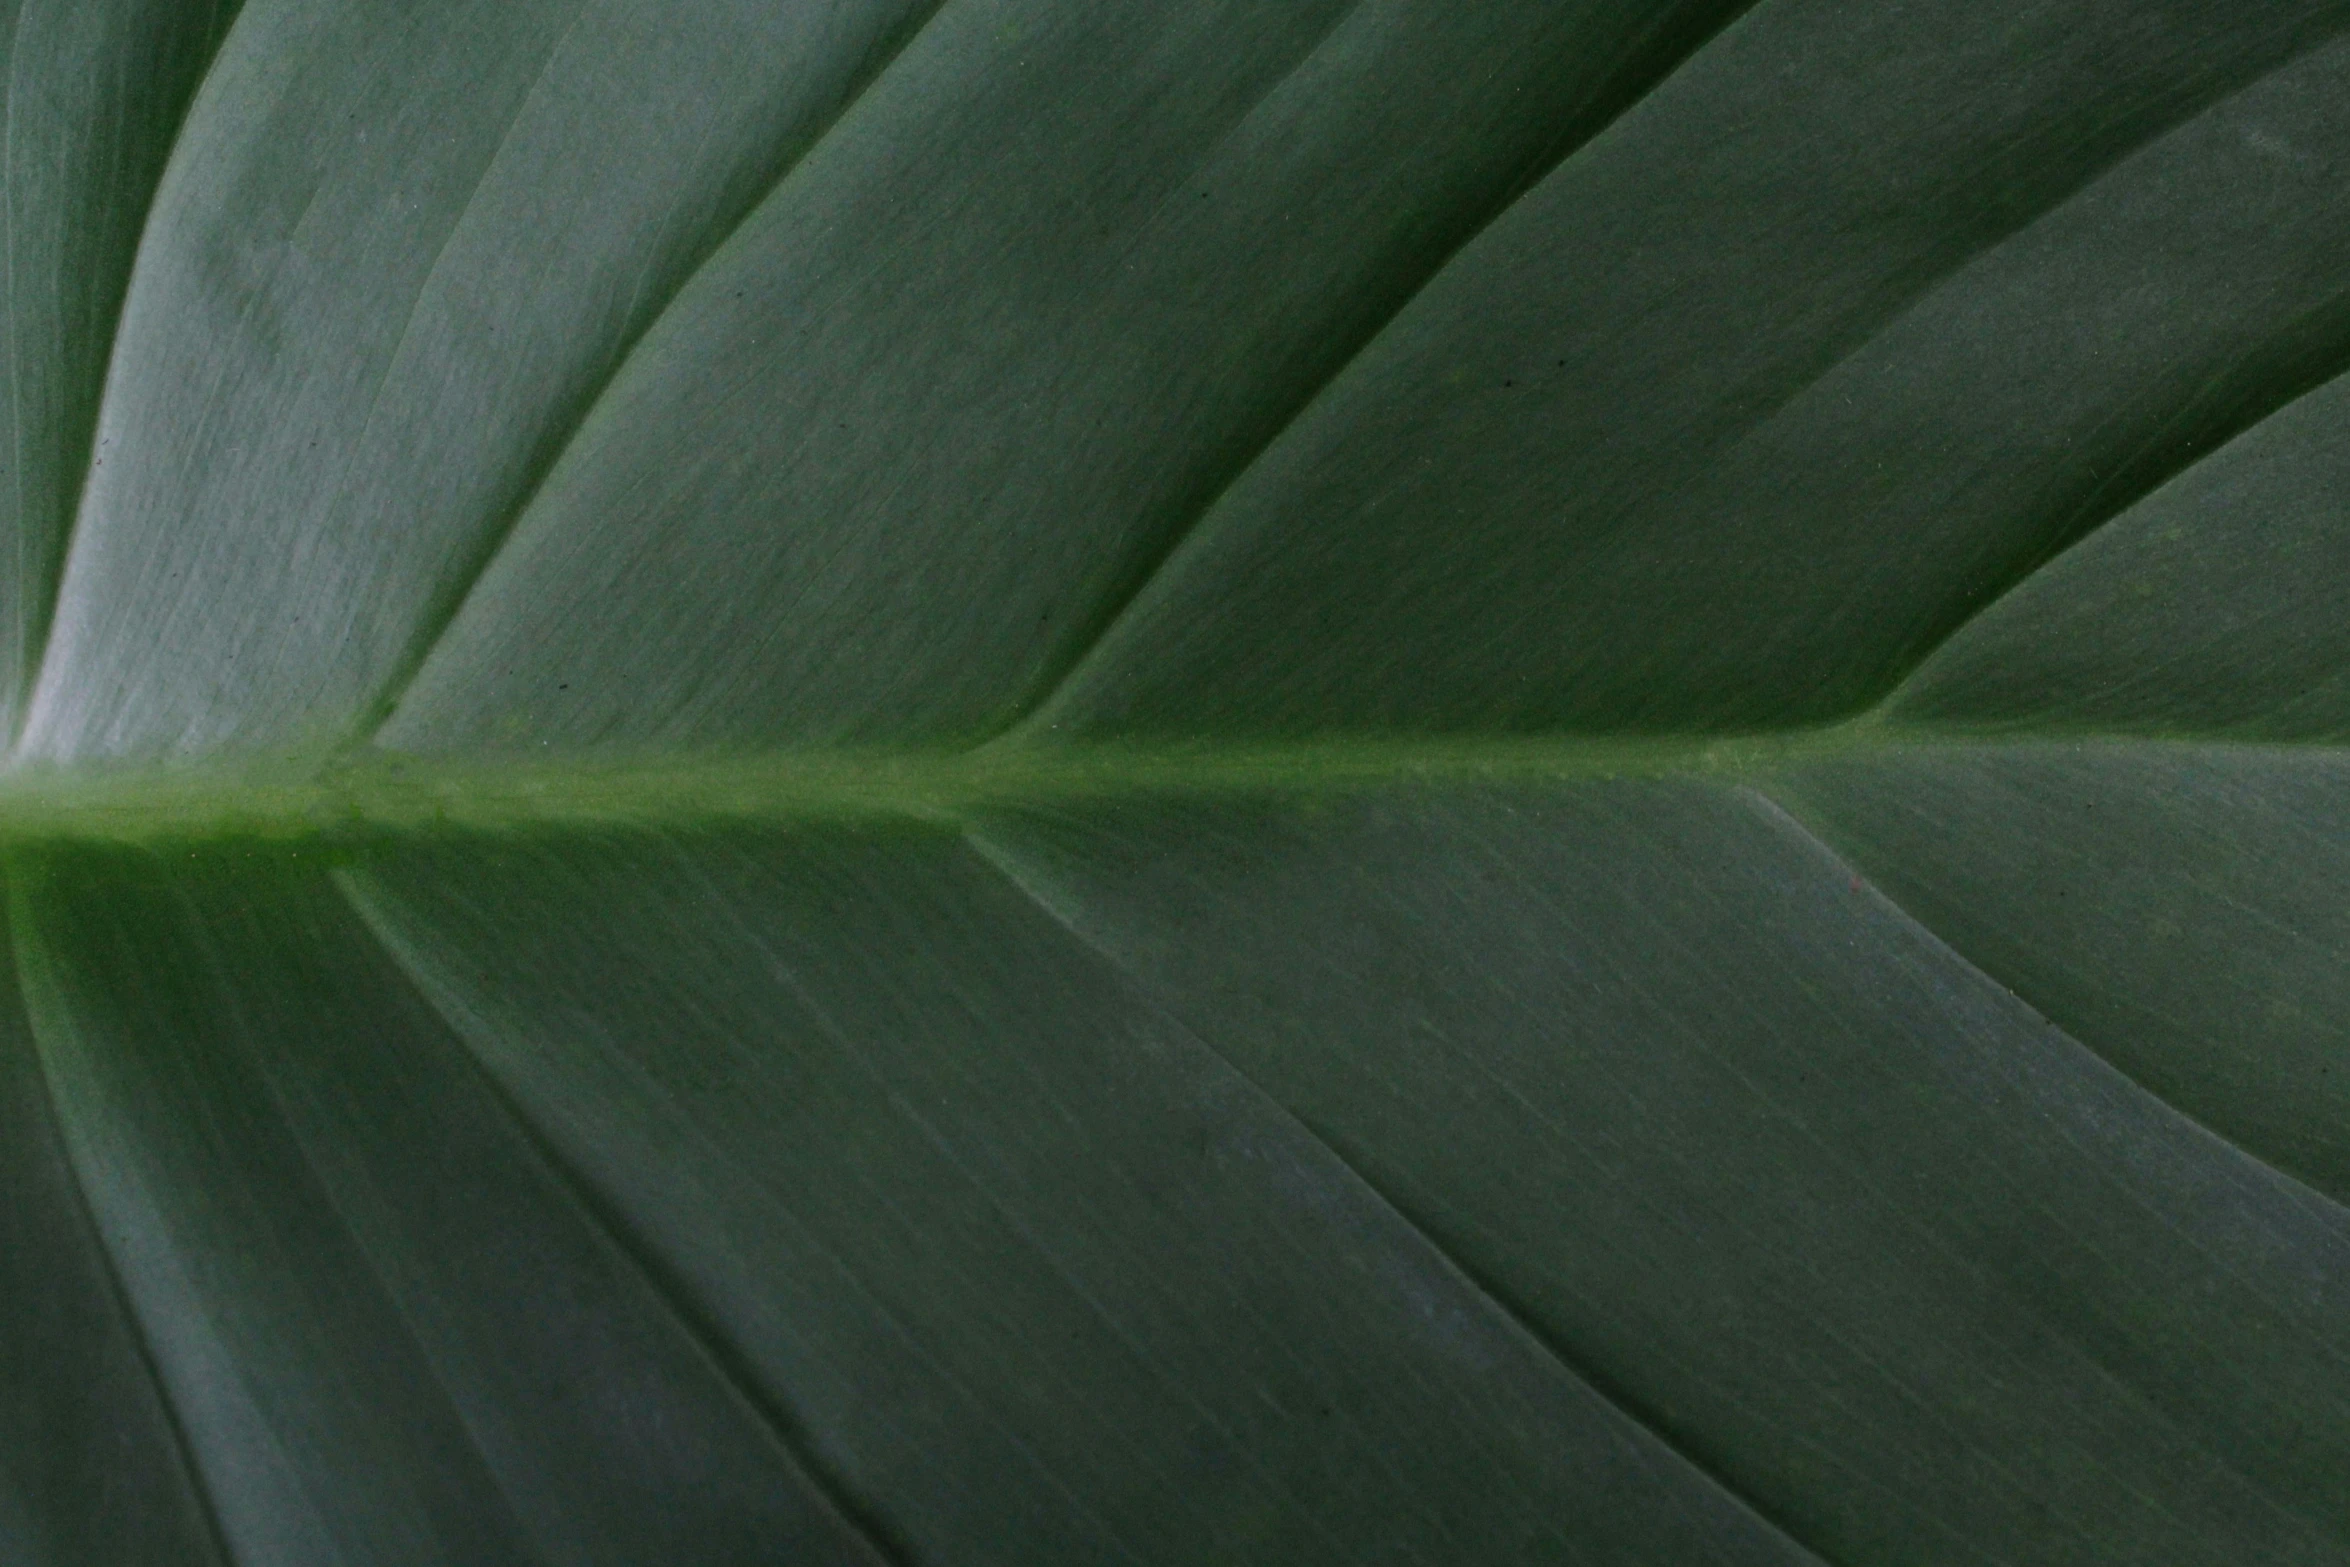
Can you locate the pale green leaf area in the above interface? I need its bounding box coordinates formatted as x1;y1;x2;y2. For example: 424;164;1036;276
2;0;2349;1563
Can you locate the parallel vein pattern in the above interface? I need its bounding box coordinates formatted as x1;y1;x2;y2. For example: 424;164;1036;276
345;826;1833;1565
0;0;241;742
356;915;918;1567
19;849;891;1566
966;779;2350;1565
0;875;226;1565
21;0;952;763
5;1;2350;1563
356;0;957;743
992;0;1771;731
1036;1;2350;740
1756;785;2350;1226
377;0;1786;755
968;827;1840;1567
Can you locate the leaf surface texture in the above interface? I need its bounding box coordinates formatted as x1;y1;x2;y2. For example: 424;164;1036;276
1;2;2348;1562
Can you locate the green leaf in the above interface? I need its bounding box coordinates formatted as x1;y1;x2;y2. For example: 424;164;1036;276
2;2;2348;1564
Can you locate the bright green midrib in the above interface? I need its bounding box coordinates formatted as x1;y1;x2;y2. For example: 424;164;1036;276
0;718;2316;845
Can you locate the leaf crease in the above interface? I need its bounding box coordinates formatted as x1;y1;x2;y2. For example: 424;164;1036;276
334;869;920;1567
995;0;1772;735
13;0;242;749
358;0;957;744
2;869;237;1567
961;824;1843;1567
1880;309;2350;707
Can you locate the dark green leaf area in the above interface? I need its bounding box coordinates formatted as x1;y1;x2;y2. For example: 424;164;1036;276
16;780;2330;1566
1784;744;2350;1209
1893;374;2350;737
1046;2;2350;739
15;848;886;1567
0;0;238;740
977;780;2350;1566
351;823;1809;1567
0;895;221;1566
4;0;2350;1562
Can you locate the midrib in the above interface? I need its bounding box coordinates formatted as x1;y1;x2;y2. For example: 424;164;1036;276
0;718;2320;846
